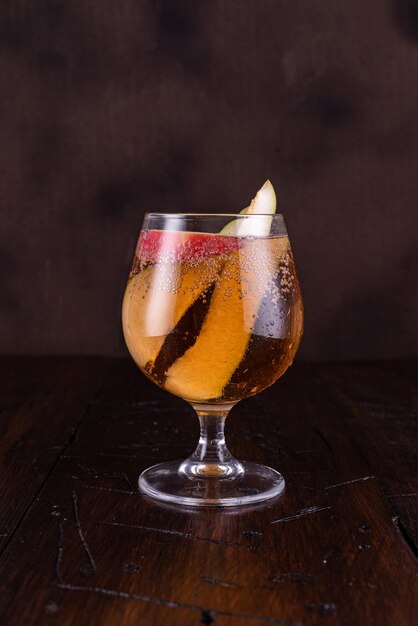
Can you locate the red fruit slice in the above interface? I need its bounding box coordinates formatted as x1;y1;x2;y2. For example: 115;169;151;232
136;230;242;264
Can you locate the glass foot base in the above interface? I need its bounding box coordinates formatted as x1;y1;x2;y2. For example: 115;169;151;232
139;460;285;507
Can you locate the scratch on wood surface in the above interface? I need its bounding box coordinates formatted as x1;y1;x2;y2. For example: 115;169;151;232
118;441;178;449
102;521;271;553
325;476;375;490
271;506;331;524
121;472;134;493
72;492;98;576
62;453;139;459
102;521;242;547
270;572;315;583
314;429;333;451
201;576;240;589
388;493;418;498
56;583;308;625
55;519;64;583
78;484;133;495
286;482;316;492
76;465;135;494
392;516;418;561
118;443;160;450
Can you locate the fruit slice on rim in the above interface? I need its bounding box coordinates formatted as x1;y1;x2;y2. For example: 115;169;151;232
164;237;289;402
220;180;277;237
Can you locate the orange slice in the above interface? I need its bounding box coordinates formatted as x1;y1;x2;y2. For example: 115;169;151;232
164;237;289;402
122;256;223;369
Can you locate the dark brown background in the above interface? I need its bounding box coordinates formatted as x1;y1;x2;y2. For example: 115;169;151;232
1;0;417;360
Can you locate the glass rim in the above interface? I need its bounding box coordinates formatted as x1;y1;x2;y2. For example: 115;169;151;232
145;212;285;218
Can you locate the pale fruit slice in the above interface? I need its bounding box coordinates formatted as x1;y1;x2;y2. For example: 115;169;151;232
220;180;277;237
122;257;222;368
164;237;289;402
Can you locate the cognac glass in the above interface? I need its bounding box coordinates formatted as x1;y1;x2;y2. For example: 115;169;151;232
122;213;303;506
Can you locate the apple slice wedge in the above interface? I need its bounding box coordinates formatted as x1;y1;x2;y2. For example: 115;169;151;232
220;180;277;237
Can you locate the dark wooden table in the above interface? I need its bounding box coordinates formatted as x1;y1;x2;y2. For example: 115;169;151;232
0;358;417;625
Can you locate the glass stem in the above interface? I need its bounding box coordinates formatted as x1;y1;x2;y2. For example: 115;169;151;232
180;405;244;479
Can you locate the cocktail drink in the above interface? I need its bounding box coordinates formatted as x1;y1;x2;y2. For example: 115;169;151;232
124;230;302;404
122;182;303;506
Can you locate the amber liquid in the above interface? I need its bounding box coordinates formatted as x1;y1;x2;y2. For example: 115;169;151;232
122;233;303;404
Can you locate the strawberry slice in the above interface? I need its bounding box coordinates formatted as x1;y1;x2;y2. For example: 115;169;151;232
136;229;241;264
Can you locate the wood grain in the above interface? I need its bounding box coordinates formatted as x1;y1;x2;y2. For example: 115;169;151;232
318;361;418;550
0;357;112;552
0;358;416;625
